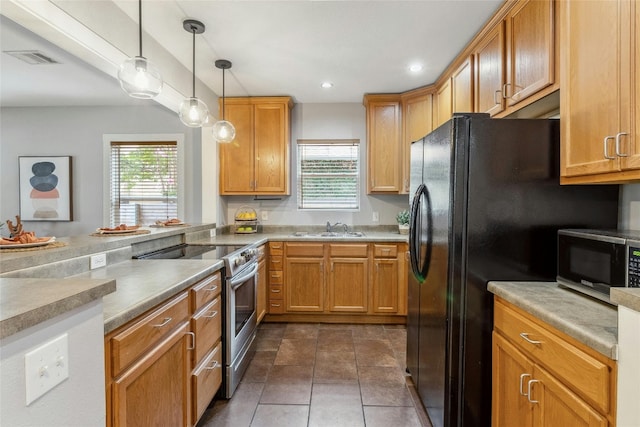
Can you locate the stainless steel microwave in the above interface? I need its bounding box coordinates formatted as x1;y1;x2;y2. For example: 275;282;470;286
557;229;640;304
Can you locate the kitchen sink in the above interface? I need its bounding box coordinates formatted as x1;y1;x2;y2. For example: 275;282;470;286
289;231;365;238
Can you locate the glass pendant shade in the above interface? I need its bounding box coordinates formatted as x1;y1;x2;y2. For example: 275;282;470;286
179;97;209;127
118;56;163;99
212;120;236;143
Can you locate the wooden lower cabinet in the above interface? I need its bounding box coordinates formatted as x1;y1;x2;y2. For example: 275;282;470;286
328;258;369;313
492;298;615;427
106;272;223;427
285;256;325;312
257;244;267;323
112;323;191;427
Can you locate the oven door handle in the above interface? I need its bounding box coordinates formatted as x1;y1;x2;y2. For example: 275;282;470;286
229;262;259;289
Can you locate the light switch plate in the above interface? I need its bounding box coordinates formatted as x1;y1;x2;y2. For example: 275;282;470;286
90;253;106;269
25;334;69;405
372;211;379;222
261;211;269;221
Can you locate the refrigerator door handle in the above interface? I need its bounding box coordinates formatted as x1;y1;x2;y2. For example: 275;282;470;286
409;183;433;282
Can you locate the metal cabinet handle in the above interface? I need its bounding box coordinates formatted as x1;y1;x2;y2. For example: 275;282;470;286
519;373;531;396
205;360;219;370
519;332;542;345
604;136;616;159
494;89;503;104
205;285;218;292
615;132;629;157
204;310;218;318
271;303;281;307
152;317;172;328
502;83;511;99
527;379;540;403
186;332;195;350
271;289;281;293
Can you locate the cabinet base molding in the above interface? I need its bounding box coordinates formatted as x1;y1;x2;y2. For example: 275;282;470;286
263;314;406;325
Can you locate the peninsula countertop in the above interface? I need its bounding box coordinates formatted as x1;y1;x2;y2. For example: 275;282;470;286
488;281;618;359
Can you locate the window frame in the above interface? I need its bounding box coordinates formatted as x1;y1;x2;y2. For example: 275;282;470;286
296;138;361;212
102;134;185;226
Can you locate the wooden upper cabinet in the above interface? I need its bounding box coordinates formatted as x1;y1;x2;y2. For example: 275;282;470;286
505;0;555;106
451;56;474;115
218;97;292;195
434;79;452;129
474;22;506;116
363;94;402;193
560;0;640;183
401;88;434;194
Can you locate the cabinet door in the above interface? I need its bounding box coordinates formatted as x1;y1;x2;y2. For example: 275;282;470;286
219;102;254;193
622;0;640;171
452;56;474;115
254;102;290;194
257;257;267;323
560;0;626;178
113;324;190;427
505;0;555;105
435;79;452;128
402;91;433;193
532;366;607;427
285;257;325;312
492;332;534;427
474;22;505;116
366;99;401;193
371;258;399;313
328;258;368;312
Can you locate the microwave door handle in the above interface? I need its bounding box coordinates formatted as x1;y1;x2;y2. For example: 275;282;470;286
229;262;259;289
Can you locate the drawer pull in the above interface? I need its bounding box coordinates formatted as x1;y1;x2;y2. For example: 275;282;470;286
527;379;540;404
519;373;531;396
152;317;172;328
187;332;195;351
205;360;219;370
519;332;541;345
204;310;218;318
382;248;391;252
271;303;281;307
205;285;219;292
271;289;281;293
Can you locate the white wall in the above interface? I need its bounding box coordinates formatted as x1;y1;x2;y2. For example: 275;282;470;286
0;105;202;237
0;300;105;427
620;184;640;230
221;103;409;227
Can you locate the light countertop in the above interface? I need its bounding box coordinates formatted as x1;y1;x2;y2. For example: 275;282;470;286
611;288;640;312
488;281;618;359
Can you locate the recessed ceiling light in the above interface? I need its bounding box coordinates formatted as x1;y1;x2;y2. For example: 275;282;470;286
321;82;333;89
409;64;423;73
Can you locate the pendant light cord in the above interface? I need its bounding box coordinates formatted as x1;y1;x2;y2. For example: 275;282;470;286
138;0;143;58
191;27;196;97
222;67;226;120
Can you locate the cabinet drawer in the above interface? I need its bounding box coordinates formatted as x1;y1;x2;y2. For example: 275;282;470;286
269;256;283;270
191;296;222;366
286;243;324;257
111;292;189;376
192;342;222;424
269;301;285;314
269;242;284;255
494;299;611;413
374;244;398;258
190;272;222;313
269;285;283;298
329;244;368;257
270;271;283;284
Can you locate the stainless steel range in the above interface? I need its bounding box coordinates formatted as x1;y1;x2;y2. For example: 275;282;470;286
221;244;259;398
133;242;259;398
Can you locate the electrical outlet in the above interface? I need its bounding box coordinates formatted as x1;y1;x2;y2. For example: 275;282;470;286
25;334;69;405
209;228;216;237
90;253;106;269
372;211;379;222
261;211;269;221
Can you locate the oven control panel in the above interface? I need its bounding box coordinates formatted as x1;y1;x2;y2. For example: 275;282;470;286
629;246;640;288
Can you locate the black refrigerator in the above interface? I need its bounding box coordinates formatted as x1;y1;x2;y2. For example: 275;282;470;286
406;113;619;427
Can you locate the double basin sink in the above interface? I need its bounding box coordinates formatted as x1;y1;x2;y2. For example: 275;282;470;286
290;231;366;238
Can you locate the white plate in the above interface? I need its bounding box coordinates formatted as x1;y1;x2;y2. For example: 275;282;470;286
97;228;139;234
0;236;56;249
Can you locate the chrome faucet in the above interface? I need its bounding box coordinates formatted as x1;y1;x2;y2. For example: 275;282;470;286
327;222;348;233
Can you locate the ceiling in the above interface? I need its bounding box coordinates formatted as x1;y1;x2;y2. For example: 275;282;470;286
1;0;504;110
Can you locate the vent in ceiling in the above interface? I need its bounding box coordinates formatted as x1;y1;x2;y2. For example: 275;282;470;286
3;50;60;65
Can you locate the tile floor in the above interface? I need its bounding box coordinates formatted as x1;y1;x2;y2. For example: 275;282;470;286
197;323;432;427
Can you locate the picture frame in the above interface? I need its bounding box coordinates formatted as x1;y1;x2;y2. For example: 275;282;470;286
19;156;73;221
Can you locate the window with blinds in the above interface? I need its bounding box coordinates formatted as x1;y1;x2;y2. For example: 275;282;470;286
297;139;360;210
110;141;178;226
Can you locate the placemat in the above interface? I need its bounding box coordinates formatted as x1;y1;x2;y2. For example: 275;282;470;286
90;229;151;237
0;241;68;252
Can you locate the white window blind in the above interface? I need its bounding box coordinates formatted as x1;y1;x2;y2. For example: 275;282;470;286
110;141;178;226
297;139;360;210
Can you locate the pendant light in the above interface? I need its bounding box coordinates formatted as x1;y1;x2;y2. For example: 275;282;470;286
117;0;163;98
212;59;236;143
178;19;208;127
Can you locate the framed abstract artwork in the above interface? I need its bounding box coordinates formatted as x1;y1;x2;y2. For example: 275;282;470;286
19;156;73;221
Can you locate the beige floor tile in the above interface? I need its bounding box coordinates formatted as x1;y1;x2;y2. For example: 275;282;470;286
350;324;386;339
363;406;423;427
314;351;358;383
283;323;320;339
354;339;397;367
267;364;314;384
360;383;414;406
357;365;407;384
274;338;317;366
